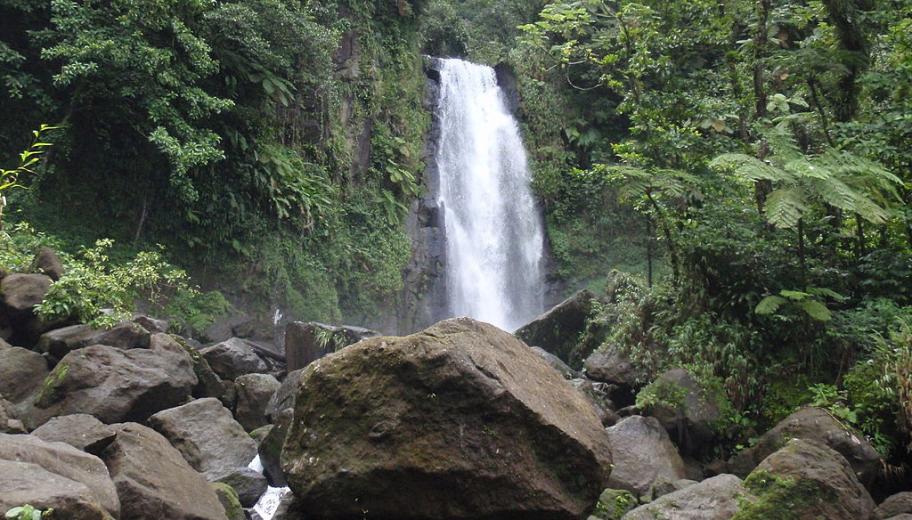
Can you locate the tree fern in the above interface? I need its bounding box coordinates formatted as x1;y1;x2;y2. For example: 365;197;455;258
763;189;807;229
710;133;901;229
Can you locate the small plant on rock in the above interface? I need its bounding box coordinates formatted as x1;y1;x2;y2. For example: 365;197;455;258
5;505;53;520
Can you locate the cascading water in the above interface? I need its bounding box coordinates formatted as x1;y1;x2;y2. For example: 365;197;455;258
435;58;545;331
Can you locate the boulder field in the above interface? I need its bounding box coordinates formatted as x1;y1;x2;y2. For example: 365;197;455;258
0;258;900;520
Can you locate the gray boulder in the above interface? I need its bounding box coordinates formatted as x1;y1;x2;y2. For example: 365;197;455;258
200;337;269;380
36;321;150;358
148;397;257;481
283;321;379;371
0;398;25;433
234;373;280;431
0;460;112;520
1;273;51;314
878;492;912;519
150;333;229;404
584;344;643;406
92;321;151;349
216;467;268;508
606;416;687;497
36;324;102;358
25;343;197;427
33;247;65;281
133;314;169;333
0;345;48;404
740;439;875;520
0;433;120;518
514;289;597;368
31;414;117;454
100;422;227;520
265;368;304;422
259;408;291;486
571;378;620;426
531;346;578;378
622;474;747;520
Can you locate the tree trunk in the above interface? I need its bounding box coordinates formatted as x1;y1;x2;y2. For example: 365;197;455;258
821;0;871;123
752;0;772;215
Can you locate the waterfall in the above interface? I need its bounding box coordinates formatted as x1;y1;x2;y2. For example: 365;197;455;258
435;58;545;331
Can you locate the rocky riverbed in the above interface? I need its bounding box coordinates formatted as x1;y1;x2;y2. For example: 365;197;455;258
0;251;905;520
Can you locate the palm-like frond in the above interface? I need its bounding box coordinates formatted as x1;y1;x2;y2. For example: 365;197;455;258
709;153;791;182
764;188;807;229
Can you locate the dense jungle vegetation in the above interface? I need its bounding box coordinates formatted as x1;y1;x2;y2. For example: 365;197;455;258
2;0;911;481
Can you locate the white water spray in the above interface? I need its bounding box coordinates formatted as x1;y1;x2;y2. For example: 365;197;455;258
435;58;545;331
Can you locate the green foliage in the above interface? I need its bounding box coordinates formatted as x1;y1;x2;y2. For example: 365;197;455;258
34;239;196;327
636;378;687;412
4;505;52;520
0;125;56;194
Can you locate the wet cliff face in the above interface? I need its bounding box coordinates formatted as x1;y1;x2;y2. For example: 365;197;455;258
396;58;448;334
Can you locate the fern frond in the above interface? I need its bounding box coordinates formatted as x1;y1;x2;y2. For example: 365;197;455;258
763;188;807;229
798;300;832;322
756;295;787;315
809;176;861;213
785;157;830;180
852;195;892;225
710;153;790;182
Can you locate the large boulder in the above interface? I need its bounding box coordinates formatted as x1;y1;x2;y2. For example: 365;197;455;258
584;344;643;406
530;346;578;379
738;439;876;520
1;273;53;342
514;289;597;368
100;422;228;520
36;324;103;359
31;414;117;454
200;337;269;380
92;322;151;350
606;416;687;497
33;247;65;281
24;343;197;428
216;467;267;508
148;397;257;481
259;408;292;486
234;373;280;431
622;474;747;520
282;318;613;520
150;333;230;404
637;368;726;456
0;397;25;433
877;493;912;519
36;321;150;359
0;345;48;404
1;273;51;315
728;407;881;486
283;321;380;371
0;460;112;520
265;368;304;422
0;433;120;518
571;378;620;426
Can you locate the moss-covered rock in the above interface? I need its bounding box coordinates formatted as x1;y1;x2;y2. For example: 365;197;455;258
733;439;875;520
590;488;637;520
211;482;244;520
282;318;613;519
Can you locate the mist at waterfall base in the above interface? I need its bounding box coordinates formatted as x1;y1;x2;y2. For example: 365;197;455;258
435;58;546;332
